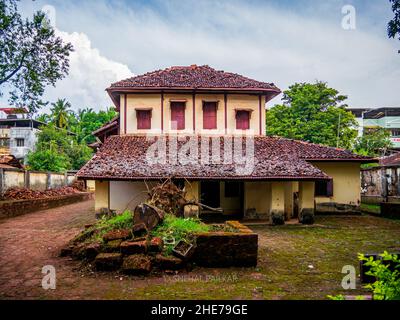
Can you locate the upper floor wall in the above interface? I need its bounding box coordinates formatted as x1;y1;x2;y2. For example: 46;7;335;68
119;92;267;135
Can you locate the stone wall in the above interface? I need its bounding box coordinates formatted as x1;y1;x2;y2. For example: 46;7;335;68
193;221;258;267
0;192;93;219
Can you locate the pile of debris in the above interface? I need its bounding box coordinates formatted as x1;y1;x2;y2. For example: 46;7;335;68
147;181;188;217
2;184;84;201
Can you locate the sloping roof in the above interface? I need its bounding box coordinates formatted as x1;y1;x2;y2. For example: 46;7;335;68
380;153;400;167
0;154;24;169
92;116;119;136
109;65;280;93
77;135;372;181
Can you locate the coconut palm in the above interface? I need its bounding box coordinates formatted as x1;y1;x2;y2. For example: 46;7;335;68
50;99;72;129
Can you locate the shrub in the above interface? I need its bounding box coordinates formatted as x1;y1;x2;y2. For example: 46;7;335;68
358;251;400;300
151;214;209;255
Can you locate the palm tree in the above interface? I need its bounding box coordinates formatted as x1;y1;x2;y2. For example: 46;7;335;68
50;99;72;129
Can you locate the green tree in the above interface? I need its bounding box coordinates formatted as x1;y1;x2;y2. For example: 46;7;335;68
266;81;358;149
354;128;393;157
0;0;73;113
69;107;118;144
388;0;400;53
50;98;72;129
27;124;92;172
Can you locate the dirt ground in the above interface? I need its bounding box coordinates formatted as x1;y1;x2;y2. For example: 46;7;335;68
1;199;399;300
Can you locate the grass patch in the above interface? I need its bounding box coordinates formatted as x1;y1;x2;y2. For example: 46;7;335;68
75;210;134;243
360;203;381;214
151;214;209;255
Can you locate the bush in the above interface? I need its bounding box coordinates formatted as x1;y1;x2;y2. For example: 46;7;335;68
358;251;400;300
151;214;209;255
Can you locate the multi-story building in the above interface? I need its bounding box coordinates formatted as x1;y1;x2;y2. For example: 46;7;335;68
0;108;43;164
347;107;400;149
77;65;372;223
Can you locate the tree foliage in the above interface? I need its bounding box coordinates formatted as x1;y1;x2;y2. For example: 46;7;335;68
266;81;358;149
354;128;394;157
27;124;92;172
0;0;73;113
359;252;400;300
388;0;400;52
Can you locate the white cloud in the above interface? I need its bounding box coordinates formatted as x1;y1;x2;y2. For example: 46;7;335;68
7;0;400;112
42;30;133;111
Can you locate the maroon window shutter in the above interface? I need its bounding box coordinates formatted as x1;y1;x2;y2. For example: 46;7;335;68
236;111;250;130
171;102;185;130
327;179;334;197
137;110;151;129
203;102;217;129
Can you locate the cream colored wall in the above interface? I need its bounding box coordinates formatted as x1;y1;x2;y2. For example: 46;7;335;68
86;180;96;191
185;180;199;202
298;181;315;213
109;181;154;213
244;181;271;215
120;93;265;135
4;170;25;189
29;172;47;191
226;94;262;135
270;182;285;213
313;162;361;205
49;173;65;188
95;180;109;211
284;181;294;219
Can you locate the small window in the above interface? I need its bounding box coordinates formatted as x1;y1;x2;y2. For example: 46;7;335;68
136;109;151;130
203;102;217;130
170;102;185;130
236;110;250;130
315;180;333;197
16;138;24;147
391;129;400;137
225;181;241;198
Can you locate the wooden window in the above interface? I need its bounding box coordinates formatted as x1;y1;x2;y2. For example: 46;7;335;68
315;179;333;197
236;110;250;130
170;102;185;130
203;102;217;130
136;109;151;129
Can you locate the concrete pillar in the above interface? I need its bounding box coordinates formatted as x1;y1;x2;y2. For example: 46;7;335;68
270;182;285;225
95;180;110;213
24;170;30;189
284;182;294;220
46;172;51;190
0;168;4;197
298;181;315;224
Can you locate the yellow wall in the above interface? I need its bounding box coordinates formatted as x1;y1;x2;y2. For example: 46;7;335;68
109;181;152;213
95;180;109;211
270;182;285;213
120;93;265;135
284;182;294;219
298;181;315;213
244;181;271;215
29;172;48;191
313;162;361;205
185;180;200;202
219;182;241;215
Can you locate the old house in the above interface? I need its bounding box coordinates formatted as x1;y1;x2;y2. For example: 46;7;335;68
77;65;372;223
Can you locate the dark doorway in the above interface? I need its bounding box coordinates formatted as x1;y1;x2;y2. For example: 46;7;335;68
200;181;220;208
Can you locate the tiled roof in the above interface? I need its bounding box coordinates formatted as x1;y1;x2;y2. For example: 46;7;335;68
77;135;372;181
379;153;400;167
0;154;23;169
109;65;280;93
92;116;119;136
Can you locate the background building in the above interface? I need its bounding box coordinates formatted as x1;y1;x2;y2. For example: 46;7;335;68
0;108;44;164
347;107;400;149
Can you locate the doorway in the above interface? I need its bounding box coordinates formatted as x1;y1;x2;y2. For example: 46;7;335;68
200;181;220;208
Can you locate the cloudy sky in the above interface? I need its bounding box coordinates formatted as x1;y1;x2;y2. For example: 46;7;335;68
3;0;399;113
